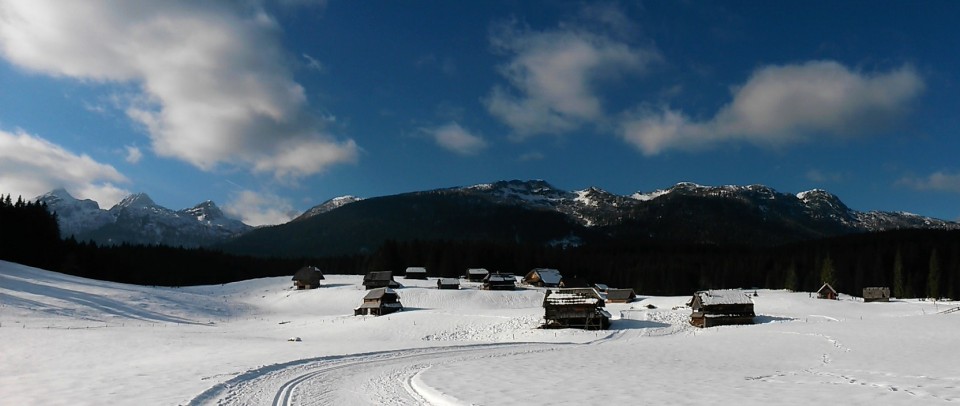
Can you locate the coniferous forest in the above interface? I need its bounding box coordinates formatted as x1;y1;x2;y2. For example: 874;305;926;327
2;193;958;298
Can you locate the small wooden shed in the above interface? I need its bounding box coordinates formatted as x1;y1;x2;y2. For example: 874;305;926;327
465;268;489;282
404;267;428;280
362;271;401;290
689;289;755;328
522;268;563;287
606;288;637;303
542;288;611;330
291;266;324;290
354;287;402;316
817;282;838;300
437;278;460;290
863;287;891;302
482;273;516;290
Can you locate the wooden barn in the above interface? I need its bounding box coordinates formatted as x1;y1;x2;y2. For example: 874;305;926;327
606;288;637;303
291;266;324;290
817;282;838;300
404;267;428;280
437;278;460;290
863;287;891;302
689;289;755;328
354;287;402;316
542;288;611;330
465;268;489;282
362;271;402;290
482;273;516;290
522;268;563;287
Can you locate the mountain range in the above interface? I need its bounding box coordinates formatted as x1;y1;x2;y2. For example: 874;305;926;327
36;180;959;255
37;188;251;247
220;180;960;258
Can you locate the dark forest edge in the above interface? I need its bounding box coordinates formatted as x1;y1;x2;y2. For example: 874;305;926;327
2;194;957;298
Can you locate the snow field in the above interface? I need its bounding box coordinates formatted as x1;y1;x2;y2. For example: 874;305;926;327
2;260;958;405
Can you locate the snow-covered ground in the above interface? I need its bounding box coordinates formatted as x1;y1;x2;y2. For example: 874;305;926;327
1;260;957;405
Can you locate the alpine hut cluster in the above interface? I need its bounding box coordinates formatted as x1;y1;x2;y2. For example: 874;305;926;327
689;289;755;328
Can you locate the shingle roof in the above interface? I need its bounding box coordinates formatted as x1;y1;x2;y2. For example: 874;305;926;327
695;289;753;306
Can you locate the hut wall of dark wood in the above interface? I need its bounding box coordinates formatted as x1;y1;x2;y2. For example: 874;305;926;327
863;287;891;302
542;289;610;330
689;290;755;328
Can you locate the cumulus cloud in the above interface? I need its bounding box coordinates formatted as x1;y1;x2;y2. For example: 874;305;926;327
0;1;357;181
423;122;487;155
224;189;300;226
0;129;130;206
897;171;960;193
124;146;143;164
486;15;660;137
620;61;924;155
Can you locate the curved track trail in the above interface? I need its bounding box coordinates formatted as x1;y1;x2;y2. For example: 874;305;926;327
187;343;562;406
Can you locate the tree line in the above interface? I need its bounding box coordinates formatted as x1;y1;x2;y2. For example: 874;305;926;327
1;193;957;298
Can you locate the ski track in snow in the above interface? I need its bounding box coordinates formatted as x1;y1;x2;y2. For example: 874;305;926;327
187;343;565;406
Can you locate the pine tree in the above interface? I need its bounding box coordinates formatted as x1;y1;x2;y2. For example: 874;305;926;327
893;248;905;298
928;248;941;300
784;262;798;291
820;255;836;288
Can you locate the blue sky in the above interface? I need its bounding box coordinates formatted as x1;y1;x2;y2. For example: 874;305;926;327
1;1;958;225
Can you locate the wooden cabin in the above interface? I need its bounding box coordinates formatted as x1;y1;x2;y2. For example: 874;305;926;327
437;278;460;290
606;288;637;303
522;268;562;287
465;268;489;282
542;288;611;330
863;287;891;302
291;266;324;290
817;282;838;300
689;289;755;328
404;266;428;280
482;273;516;290
362;271;401;290
354;287;402;316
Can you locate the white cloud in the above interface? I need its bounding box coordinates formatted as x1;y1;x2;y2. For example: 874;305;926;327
302;53;324;72
423;122;487;155
224;189;299;226
897;171;960;193
124;146;143;164
0;129;129;206
486;16;660;137
620;61;924;155
0;1;357;181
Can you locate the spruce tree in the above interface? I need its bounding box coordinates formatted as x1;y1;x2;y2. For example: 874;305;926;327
893;248;905;298
784;262;798;291
820;255;836;289
928;248;941;300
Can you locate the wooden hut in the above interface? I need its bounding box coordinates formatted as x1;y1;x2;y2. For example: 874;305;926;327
362;271;401;290
404;267;428;280
291;266;324;290
606;288;637;303
482;273;516;290
465;268;489;282
437;278;460;290
522;268;562;287
354;287;402;316
689;289;755;328
817;282;838;300
542;288;611;330
593;283;609;293
863;287;891;302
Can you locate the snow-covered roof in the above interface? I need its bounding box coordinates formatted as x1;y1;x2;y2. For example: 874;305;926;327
467;268;489;275
486;273;516;283
438;278;460;285
544;288;603;306
405;267;427;274
363;287;397;300
694;289;753;306
528;268;562;284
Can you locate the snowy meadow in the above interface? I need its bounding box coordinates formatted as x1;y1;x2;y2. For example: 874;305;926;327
1;260;957;405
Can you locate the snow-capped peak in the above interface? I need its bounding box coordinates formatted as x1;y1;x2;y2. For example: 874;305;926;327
114;193;158;210
293;195;363;221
